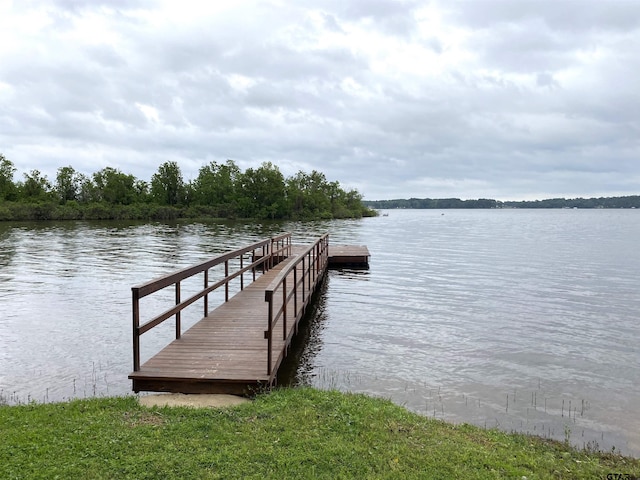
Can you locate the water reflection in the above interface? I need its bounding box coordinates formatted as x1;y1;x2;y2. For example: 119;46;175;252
277;275;330;387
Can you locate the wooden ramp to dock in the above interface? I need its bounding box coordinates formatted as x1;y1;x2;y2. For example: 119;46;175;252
129;233;331;395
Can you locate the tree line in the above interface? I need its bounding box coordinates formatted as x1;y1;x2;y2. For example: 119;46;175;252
0;154;375;221
364;196;640;209
364;198;500;209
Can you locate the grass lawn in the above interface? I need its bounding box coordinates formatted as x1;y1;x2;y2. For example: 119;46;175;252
1;387;638;479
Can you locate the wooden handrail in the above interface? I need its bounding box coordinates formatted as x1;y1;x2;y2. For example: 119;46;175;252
133;238;273;298
132;232;292;372
264;233;329;375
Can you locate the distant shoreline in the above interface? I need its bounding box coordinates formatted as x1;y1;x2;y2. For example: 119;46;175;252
364;195;640;209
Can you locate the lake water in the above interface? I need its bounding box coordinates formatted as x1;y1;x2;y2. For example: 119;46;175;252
1;210;639;456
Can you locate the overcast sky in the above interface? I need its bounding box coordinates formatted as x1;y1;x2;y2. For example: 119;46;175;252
1;0;639;201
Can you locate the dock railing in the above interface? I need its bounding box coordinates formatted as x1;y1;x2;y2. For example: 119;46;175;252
132;232;292;372
269;232;292;269
264;233;329;375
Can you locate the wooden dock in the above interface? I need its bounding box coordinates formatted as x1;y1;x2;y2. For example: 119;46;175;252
328;245;370;268
129;233;367;395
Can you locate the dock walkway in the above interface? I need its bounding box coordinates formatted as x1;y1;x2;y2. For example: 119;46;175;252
129;233;368;395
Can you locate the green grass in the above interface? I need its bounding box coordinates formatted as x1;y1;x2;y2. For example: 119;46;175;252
1;387;638;479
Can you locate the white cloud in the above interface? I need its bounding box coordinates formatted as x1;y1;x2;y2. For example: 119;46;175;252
0;0;639;200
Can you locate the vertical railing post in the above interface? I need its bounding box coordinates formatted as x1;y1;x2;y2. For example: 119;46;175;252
313;243;316;284
266;294;273;375
269;239;274;270
132;288;140;371
313;244;317;284
224;260;229;301
266;242;270;272
204;269;209;317
282;277;287;340
323;237;327;272
318;240;322;277
323;237;326;273
240;254;244;290
307;250;311;292
325;235;329;270
253;248;257;280
293;264;298;319
175;281;181;339
266;241;271;271
302;256;306;303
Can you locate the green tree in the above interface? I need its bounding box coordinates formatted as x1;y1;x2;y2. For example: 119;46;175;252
134;180;150;203
0;154;18;201
151;161;185;206
345;189;363;210
20;169;52;201
191;159;241;217
284;170;367;219
192;160;240;207
286;170;332;219
77;174;95;203
0;158;376;220
92;167;137;205
54;166;83;204
238;162;286;219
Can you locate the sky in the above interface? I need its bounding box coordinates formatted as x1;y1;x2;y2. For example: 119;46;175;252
1;0;639;201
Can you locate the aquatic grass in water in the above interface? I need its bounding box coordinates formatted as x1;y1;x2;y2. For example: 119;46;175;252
301;367;632;456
